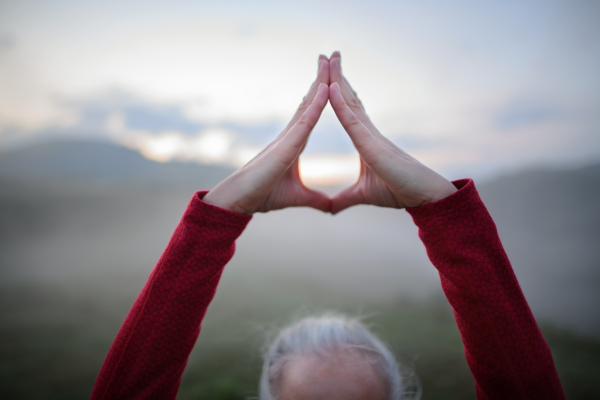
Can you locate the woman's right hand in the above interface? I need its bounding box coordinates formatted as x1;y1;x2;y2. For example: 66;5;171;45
203;55;331;215
328;52;457;214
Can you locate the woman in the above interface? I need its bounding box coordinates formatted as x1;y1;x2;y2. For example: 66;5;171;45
90;53;566;399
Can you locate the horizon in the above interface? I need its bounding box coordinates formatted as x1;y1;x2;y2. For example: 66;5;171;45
2;137;599;188
1;0;599;185
1;3;600;398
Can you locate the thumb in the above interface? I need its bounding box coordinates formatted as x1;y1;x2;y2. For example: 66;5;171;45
331;183;366;215
294;186;332;213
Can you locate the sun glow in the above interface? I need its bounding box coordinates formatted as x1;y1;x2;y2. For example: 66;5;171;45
139;133;185;163
2;1;598;181
299;154;361;186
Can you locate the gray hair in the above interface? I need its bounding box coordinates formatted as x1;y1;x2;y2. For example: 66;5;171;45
259;313;421;400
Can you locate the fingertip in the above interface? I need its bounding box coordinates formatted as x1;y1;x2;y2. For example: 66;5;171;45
317;57;328;72
330;55;340;68
302;189;332;213
319;200;333;214
329;82;341;99
317;83;329;101
319;54;329;61
316;83;328;101
331;51;341;59
330;53;341;71
330;201;346;215
329;197;340;215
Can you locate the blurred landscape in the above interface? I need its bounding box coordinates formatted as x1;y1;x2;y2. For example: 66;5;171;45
1;140;600;399
2;1;599;398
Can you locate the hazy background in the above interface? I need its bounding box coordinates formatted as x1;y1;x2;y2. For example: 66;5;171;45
1;1;599;399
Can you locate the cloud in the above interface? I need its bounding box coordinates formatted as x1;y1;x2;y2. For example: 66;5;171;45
67;92;359;185
494;100;561;131
1;1;600;185
104;108;258;165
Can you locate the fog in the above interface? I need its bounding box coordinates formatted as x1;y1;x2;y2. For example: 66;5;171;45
2;141;599;337
2;1;600;397
1;141;600;398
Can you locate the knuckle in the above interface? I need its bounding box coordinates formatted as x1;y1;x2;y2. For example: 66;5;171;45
348;96;362;109
298;98;310;111
355;141;373;155
298;113;314;127
347;113;362;127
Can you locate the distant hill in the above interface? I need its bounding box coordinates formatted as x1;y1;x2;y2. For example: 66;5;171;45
475;166;600;336
479;165;600;239
0;140;234;188
1;139;599;337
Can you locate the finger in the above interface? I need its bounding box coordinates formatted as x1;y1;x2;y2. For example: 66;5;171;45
329;82;380;158
331;183;366;214
329;52;374;128
330;52;362;107
330;52;400;151
275;83;328;163
330;52;362;110
242;60;329;169
282;54;330;134
294;186;332;213
240;83;327;192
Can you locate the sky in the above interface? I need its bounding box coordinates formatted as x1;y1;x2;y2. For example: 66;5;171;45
0;0;599;184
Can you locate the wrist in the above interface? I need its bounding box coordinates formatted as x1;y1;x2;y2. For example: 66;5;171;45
203;191;251;215
427;180;458;204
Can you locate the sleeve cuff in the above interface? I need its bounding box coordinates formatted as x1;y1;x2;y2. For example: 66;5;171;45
184;190;253;228
405;179;482;223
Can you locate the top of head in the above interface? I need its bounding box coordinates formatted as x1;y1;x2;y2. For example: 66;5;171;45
259;314;413;400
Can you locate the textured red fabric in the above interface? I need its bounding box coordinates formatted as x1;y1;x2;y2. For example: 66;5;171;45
90;191;251;400
91;180;565;399
407;179;565;399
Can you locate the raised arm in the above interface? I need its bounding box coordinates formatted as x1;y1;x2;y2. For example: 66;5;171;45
90;195;251;400
90;55;331;400
406;180;566;399
328;52;566;399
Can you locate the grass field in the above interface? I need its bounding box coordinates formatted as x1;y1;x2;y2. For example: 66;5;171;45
1;271;599;400
1;151;599;399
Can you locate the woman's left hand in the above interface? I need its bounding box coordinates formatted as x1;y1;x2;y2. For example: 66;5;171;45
327;51;456;214
203;55;331;215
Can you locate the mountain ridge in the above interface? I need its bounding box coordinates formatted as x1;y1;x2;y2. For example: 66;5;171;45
1;139;599;336
0;139;234;188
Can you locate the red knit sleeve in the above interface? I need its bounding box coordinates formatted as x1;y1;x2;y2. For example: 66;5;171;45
406;179;565;400
90;191;252;400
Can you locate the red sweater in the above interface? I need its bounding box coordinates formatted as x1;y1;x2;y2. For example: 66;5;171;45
90;179;566;399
